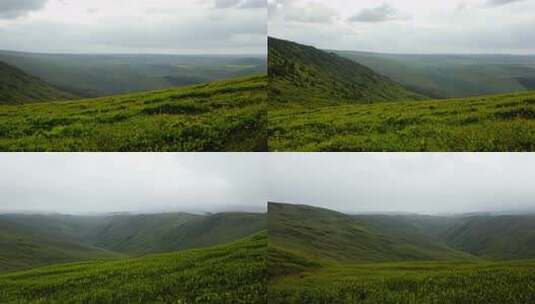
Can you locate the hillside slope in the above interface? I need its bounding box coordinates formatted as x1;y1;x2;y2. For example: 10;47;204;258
268;90;535;151
268;203;471;263
335;50;535;99
1;212;267;256
0;74;267;151
0;232;267;304
0;219;122;272
443;215;535;260
0;61;76;104
268;37;423;105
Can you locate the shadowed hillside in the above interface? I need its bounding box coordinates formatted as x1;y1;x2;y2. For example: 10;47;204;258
0;61;76;104
268;37;423;105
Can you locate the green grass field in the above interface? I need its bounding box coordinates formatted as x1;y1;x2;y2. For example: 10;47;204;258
269;260;535;304
269;91;535;151
0;75;266;151
0;232;267;304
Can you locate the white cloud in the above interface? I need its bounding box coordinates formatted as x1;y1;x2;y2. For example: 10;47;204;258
269;0;535;54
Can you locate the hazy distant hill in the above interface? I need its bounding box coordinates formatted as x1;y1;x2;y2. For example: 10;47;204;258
0;50;266;97
268;37;423;105
0;61;76;104
443;215;535;260
0;218;122;272
268;203;535;303
1;212;266;257
269;202;535;263
335;50;535;99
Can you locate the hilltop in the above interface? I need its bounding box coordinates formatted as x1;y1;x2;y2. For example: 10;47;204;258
0;61;76;104
268;37;423;105
0;74;267;151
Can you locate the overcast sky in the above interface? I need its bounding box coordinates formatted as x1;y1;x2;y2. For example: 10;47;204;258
0;0;266;54
0;153;270;214
1;153;535;215
269;0;535;54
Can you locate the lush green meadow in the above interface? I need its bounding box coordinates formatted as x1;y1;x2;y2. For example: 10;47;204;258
0;75;266;151
269;260;535;304
269;90;535;151
0;232;267;304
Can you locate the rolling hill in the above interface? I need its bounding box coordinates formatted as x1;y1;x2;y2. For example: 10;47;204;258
0;232;267;304
335;50;535;99
0;74;267;151
268;202;471;264
268;37;423;105
1;212;266;259
0;61;76;104
0;51;266;98
0;219;123;272
268;203;535;303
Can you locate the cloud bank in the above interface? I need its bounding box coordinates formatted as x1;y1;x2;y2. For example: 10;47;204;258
0;0;266;54
269;0;535;54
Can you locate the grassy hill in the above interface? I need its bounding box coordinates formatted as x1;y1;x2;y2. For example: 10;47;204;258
0;74;267;151
443;215;535;260
335;50;535;99
0;232;267;304
0;51;267;98
268;90;535;151
268;37;423;105
268;203;535;303
1;212;266;257
0;219;123;273
0;61;76;104
270;259;535;304
268;203;471;264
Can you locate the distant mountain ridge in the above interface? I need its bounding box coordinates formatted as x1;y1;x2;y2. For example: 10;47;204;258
268;37;424;105
334;50;535;98
0;61;76;104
